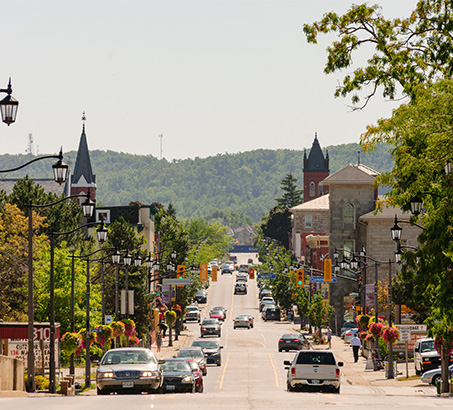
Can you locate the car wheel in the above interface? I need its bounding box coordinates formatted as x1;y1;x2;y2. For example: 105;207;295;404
332;387;340;394
97;387;108;395
203;369;207;376
432;374;441;386
198;384;204;393
287;382;294;392
278;348;282;352
217;360;221;366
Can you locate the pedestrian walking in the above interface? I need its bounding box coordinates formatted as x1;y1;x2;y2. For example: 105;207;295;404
350;334;362;362
326;326;332;349
156;331;162;353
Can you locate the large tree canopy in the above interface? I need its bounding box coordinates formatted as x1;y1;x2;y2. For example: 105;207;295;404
303;1;453;108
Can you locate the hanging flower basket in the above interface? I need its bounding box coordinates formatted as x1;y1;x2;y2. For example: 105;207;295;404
122;318;137;337
356;315;371;332
128;335;140;346
359;331;368;341
365;333;375;344
382;326;400;344
370;322;385;338
61;332;82;356
95;325;114;346
434;337;453;357
111;321;125;338
165;310;177;327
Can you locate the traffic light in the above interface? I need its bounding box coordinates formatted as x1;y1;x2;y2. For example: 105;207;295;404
249;268;255;280
176;265;185;279
324;258;332;282
357;270;363;285
296;270;304;287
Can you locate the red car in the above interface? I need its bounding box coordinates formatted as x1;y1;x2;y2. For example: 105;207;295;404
186;358;203;393
210;310;225;321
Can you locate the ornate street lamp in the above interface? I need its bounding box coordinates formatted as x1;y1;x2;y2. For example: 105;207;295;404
134;253;143;267
391;216;402;241
0;78;18;125
409;194;423;216
52;149;69;184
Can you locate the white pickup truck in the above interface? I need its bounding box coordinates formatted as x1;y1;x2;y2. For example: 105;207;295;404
284;350;343;393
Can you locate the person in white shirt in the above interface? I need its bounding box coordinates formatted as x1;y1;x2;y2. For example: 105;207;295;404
350;335;361;362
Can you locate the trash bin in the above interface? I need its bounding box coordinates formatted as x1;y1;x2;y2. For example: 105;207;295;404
436;379;441;395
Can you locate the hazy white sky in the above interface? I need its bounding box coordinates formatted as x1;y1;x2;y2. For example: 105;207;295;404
3;0;417;160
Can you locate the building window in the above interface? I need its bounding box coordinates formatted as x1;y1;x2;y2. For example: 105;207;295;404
343;203;355;230
343;240;354;257
305;215;312;229
310;181;315;197
96;209;110;223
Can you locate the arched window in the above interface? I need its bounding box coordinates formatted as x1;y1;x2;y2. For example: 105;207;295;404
343;203;355;230
309;181;315;197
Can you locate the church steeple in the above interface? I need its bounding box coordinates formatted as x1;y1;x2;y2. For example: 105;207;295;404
303;133;329;203
71;112;96;200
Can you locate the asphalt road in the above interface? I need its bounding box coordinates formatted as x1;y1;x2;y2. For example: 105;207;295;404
0;272;448;409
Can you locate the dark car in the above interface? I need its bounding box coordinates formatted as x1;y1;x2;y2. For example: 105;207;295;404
234;283;247;295
192;338;223;366
193;290;207;304
160;358;196;393
96;348;163;395
278;333;310;352
262;306;280;321
200;318;221;338
175;347;207;376
259;299;276;312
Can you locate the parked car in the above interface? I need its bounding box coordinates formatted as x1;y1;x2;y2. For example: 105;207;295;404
234;283;247;295
262;306;280;321
421;364;453;385
343;328;359;344
200;318;221;338
278;333;310;352
160;358;196;393
175;347;207;376
191;338;223;366
247;258;253;264
186;358;204;392
340;321;357;336
259;289;272;300
260;299;276;312
193;290;207;304
183;305;201;323
284;350;343;393
210;309;225;321
414;338;443;374
234;315;252;329
96;347;163;395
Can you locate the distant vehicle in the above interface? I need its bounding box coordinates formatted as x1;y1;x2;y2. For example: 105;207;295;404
278;333;310;352
259;299;276;312
247;258;253;264
200;319;221;338
211;306;227;317
239;264;249;273
343;328;359;344
221;263;234;275
340;322;357;336
186;358;204;393
175;347;207;376
96;347;163;395
262;306;280;321
236;314;254;328
183;305;201;323
414;338;443;374
236;273;248;282
421;364;453;385
160;358;196;393
284;350;343;393
192;338;223;366
234;315;251;329
234;282;247;295
193;290;207;304
259;289;272;300
209;310;225;321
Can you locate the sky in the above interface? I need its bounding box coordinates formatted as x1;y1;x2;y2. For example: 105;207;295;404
3;0;418;161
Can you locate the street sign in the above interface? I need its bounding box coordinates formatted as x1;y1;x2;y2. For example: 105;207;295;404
199;263;208;281
310;276;337;283
396;324;427;332
90;328;103;333
105;315;113;324
162;278;191;285
257;274;276;279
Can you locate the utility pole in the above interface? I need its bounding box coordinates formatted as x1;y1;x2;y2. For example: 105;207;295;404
158;134;163;159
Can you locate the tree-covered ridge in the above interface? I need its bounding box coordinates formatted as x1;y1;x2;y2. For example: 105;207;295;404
0;143;393;222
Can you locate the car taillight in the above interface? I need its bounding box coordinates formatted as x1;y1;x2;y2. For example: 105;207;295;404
291;367;295;376
279;339;284;342
293;339;300;342
336;368;340;377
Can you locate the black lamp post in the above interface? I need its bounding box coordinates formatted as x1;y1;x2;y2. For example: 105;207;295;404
0;78;18;125
123;252;132;319
49;220;107;393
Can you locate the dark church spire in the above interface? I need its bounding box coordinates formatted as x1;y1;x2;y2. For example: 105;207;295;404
72;112;96;185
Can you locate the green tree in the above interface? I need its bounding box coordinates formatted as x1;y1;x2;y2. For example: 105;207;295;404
275;173;303;209
293;287;311;330
308;292;335;339
303;1;453;108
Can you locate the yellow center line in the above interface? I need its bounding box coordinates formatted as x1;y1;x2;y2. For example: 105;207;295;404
165;393;179;399
268;352;280;389
218;352;230;390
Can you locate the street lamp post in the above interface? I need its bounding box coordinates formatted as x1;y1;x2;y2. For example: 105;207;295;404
0;78;19;125
123;252;132;320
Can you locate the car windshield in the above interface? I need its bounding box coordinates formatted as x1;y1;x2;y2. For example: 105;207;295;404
282;334;301;339
186;306;199;311
196;291;205;295
192;340;218;349
202;320;219;325
296;352;336;365
178;349;203;358
213;307;225;312
421;340;435;352
101;349;156;365
161;360;191;372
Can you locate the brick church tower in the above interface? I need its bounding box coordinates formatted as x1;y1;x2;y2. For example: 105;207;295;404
70;113;96;203
303;133;329;202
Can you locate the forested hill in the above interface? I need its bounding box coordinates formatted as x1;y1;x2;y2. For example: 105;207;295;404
0;143;393;223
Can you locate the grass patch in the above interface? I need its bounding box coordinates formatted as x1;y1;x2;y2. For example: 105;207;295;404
396;375;419;381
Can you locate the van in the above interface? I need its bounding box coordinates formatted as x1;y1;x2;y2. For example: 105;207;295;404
414;338;441;374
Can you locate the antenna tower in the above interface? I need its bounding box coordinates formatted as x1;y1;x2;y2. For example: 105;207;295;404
26;133;35;155
158;134;163;159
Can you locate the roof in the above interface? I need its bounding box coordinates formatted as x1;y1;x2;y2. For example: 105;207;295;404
322;163;379;185
0;178;68;196
359;200;412;222
303;134;329;172
290;194;329;212
72;124;96;185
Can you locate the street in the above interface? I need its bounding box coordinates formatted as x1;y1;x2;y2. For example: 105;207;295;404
0;272;447;409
